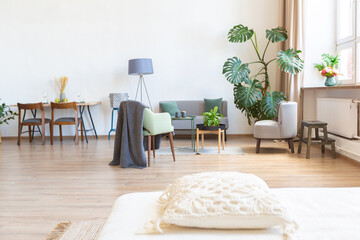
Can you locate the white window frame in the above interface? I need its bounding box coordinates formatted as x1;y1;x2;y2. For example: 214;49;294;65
337;42;356;85
337;0;357;85
337;0;356;44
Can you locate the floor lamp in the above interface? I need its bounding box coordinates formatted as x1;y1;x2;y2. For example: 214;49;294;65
128;58;153;110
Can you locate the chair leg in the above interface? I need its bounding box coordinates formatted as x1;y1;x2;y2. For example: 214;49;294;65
81;121;84;142
17;124;21;145
147;136;151;167
289;139;294;153
50;123;54;145
169;132;175;162
28;126;32;142
298;124;304;153
59;125;63;142
41;123;46;145
152;136;156;158
256;139;261;153
306;127;312;159
331;142;336;159
75;123;79;145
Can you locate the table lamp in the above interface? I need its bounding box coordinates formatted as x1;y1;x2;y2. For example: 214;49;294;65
128;58;153;110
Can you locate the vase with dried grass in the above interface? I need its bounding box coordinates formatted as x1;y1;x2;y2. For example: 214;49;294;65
55;76;69;102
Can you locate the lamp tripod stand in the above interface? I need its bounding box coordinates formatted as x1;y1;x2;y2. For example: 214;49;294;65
135;74;152;110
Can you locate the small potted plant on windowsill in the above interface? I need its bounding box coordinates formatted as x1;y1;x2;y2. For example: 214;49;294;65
197;106;225;130
0;100;18;143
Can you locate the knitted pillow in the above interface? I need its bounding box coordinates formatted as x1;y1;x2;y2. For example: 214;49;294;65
156;172;297;238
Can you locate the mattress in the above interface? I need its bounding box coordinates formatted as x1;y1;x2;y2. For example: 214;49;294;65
98;188;360;240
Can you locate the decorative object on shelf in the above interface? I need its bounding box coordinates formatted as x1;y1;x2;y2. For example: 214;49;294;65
181;111;187;117
55;76;69;102
314;54;340;87
42;92;49;104
77;92;85;103
175;111;181;118
202;106;224;129
223;24;303;125
128;58;154;110
0;99;18;143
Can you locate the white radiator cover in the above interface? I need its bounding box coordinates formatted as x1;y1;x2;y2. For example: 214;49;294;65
316;98;358;139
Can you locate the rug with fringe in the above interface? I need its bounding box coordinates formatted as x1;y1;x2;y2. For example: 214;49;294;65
47;219;105;240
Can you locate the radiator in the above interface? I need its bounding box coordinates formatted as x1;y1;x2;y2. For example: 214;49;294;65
316;98;359;139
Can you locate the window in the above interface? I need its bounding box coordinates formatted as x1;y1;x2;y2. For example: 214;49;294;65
337;0;356;84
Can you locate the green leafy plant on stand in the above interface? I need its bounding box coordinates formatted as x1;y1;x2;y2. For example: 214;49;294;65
202;106;224;127
222;24;304;125
0;100;17;125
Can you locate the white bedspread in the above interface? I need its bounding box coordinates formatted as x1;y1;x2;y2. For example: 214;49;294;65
98;188;360;240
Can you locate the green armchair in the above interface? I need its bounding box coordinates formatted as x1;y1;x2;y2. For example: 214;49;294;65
143;108;175;166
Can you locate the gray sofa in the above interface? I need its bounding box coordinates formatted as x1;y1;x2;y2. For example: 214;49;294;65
159;100;229;137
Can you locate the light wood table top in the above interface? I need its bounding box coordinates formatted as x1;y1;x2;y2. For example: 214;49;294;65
10;101;101;108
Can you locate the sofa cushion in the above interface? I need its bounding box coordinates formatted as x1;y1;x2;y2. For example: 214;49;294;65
254;120;280;139
159;102;180;117
204;98;223;114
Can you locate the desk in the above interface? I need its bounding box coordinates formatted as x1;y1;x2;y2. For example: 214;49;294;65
11;101;101;143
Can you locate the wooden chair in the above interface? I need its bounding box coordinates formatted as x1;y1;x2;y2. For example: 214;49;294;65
50;102;83;145
17;102;51;145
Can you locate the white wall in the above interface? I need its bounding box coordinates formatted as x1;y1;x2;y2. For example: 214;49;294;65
0;0;281;137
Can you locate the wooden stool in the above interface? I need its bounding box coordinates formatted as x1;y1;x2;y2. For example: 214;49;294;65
298;120;336;159
196;128;225;153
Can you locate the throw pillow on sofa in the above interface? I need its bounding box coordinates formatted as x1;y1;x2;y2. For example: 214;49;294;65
204;98;223;114
160;102;180;117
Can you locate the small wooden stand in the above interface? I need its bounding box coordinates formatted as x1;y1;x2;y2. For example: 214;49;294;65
298;120;336;159
196;128;225;153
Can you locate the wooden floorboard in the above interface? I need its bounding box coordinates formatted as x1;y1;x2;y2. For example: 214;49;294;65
1;135;360;239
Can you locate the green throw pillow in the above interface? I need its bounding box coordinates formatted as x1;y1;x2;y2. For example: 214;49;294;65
160;102;180;117
204;98;223;114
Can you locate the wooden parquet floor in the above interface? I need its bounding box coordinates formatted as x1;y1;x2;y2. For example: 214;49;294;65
1;135;360;240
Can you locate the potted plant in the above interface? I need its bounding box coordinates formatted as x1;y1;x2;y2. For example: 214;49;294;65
197;106;225;130
0;100;18;143
222;24;304;125
314;54;340;86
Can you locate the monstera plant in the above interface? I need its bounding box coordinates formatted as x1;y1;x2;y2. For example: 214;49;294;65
222;24;304;125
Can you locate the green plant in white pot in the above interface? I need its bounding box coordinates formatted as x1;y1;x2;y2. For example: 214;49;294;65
0;100;18;143
222;24;304;125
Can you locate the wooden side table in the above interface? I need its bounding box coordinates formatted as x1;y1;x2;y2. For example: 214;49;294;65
196;128;225;153
298;120;336;159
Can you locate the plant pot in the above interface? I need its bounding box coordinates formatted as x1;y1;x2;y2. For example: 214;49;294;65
324;76;336;86
196;124;225;131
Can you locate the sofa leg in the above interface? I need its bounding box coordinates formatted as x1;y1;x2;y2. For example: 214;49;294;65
256;139;261;153
224;129;227;141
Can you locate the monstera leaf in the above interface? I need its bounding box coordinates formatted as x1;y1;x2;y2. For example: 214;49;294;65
223;57;250;84
277;49;304;74
233;79;263;108
261;91;286;119
228;24;254;43
266;27;288;43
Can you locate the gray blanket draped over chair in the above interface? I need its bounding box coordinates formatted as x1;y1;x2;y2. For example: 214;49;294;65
109;100;147;168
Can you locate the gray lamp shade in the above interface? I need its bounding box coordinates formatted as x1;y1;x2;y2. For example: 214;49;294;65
128;58;154;75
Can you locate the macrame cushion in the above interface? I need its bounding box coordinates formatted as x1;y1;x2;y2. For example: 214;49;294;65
157;172;297;235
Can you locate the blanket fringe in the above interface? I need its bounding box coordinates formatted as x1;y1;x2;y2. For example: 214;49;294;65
46;222;71;240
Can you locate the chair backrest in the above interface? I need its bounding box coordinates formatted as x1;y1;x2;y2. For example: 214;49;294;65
50;102;78;121
17;102;45;124
278;102;298;138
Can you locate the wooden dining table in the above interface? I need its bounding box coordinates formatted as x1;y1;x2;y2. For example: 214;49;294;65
11;101;101;143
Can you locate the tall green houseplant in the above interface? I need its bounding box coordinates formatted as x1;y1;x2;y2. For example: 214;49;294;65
222;24;304;124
